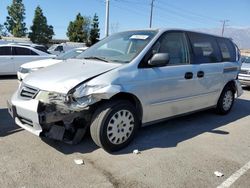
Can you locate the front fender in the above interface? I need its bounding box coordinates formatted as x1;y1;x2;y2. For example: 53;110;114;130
91;85;122;99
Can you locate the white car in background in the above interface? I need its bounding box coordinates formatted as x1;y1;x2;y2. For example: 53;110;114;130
238;56;250;86
0;44;55;75
48;42;85;55
17;47;88;81
8;42;49;53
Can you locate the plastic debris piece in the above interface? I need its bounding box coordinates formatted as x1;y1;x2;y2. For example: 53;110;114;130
214;171;224;177
133;149;141;154
74;159;84;165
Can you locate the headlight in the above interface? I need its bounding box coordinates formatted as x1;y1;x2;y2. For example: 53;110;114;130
36;91;69;103
19;67;43;74
73;84;106;99
71;84;107;108
19;67;31;74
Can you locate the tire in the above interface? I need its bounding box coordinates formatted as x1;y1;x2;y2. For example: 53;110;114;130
90;100;139;152
215;85;235;115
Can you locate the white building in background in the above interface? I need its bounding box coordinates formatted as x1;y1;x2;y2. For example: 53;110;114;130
0;36;32;44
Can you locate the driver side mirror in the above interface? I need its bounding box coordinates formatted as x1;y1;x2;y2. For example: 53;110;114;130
148;53;170;67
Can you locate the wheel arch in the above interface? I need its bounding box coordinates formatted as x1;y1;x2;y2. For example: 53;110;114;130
216;80;236;105
224;80;237;94
109;92;143;123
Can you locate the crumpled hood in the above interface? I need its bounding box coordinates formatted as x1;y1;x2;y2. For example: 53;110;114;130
21;58;62;69
23;59;121;94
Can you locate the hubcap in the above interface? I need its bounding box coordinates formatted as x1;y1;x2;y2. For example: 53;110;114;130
223;90;233;111
107;110;135;145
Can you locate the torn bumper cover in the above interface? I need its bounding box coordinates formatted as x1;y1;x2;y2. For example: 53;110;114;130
8;91;91;143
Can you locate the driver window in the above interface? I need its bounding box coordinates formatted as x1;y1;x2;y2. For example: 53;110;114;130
55;45;63;52
154;32;190;65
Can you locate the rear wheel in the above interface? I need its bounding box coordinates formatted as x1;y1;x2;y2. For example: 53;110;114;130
216;85;235;115
90;100;139;152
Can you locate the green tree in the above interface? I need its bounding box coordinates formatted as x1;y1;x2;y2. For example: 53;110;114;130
67;13;90;42
28;6;54;44
0;24;8;37
88;13;100;46
4;0;27;37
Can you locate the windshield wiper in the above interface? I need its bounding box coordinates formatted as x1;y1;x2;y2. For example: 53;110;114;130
83;56;109;62
109;59;128;64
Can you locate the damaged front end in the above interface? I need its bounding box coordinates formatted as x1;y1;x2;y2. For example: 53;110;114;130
35;84;121;144
38;101;91;144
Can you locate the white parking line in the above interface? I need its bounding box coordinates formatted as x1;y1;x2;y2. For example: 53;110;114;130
217;160;250;188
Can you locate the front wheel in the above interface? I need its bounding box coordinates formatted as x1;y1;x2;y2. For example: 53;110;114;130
90;100;139;152
215;85;235;115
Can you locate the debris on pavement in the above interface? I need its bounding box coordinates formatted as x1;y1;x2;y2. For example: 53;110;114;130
133;149;141;154
74;159;84;165
214;171;224;177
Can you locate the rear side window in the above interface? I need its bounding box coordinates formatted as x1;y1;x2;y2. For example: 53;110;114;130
188;32;221;64
34;46;48;53
30;50;39;55
13;47;38;55
217;38;236;62
0;47;12;55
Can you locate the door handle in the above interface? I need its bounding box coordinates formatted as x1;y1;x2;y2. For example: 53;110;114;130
197;71;204;78
185;72;193;79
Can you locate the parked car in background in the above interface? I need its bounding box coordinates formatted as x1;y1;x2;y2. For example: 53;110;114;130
8;29;242;152
239;56;250;86
0;44;55;75
48;42;85;55
17;47;88;81
13;43;49;53
241;55;246;63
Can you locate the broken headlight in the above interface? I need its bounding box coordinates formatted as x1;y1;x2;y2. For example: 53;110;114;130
36;91;70;104
71;83;107;107
72;84;106;99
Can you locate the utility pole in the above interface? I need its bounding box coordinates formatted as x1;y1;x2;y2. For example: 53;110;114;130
105;0;110;37
221;20;229;36
149;0;155;28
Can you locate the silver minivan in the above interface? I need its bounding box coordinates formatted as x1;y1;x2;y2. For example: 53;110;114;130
8;29;243;152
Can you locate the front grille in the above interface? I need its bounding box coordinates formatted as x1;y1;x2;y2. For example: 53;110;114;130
20;85;39;99
239;70;249;74
19;117;33;127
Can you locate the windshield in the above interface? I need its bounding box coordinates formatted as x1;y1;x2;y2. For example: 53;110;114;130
57;48;85;60
77;30;157;63
48;44;59;51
